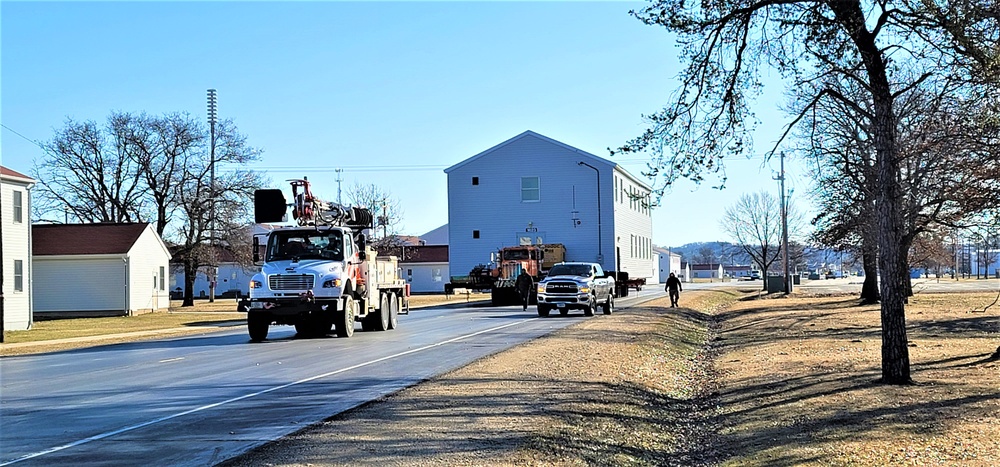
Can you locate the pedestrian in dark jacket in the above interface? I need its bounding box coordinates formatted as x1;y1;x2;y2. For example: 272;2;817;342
515;270;533;311
665;272;682;308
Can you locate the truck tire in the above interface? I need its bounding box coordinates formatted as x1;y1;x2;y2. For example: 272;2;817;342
248;313;269;342
388;293;399;329
583;296;596;316
537;305;550;317
366;294;389;332
336;297;357;338
603;294;614;315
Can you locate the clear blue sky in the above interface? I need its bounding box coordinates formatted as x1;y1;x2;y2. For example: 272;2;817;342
1;0;810;248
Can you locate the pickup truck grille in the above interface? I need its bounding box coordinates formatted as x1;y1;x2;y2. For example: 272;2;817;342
269;274;314;290
545;282;579;294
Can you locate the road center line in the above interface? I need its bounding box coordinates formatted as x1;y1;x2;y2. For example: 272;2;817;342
1;319;534;466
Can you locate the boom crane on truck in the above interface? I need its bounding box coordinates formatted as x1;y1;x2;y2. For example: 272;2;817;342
244;177;409;342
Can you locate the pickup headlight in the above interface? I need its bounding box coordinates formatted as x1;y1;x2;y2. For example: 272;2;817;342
249;280;263;289
322;278;342;288
579;286;590;294
536;284;545;294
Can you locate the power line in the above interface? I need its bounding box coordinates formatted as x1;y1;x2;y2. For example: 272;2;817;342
1;124;45;150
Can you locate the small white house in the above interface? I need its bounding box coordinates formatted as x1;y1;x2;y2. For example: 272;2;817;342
653;246;682;283
169;245;258;300
687;262;726;279
393;244;450;293
444;130;654;282
1;166;36;330
33;223;172;317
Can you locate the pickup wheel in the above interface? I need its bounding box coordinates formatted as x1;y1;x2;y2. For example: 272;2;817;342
537;305;551;317
583;296;596;316
336;297;357;338
603;294;614;315
248;313;269;342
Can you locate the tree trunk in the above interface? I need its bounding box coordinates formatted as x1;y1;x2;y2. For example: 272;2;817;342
860;250;880;303
182;260;197;307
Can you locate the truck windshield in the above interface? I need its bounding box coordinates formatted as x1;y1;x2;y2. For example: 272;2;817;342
266;230;345;262
548;264;592;276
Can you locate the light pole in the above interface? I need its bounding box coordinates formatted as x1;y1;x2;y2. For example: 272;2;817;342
577;161;602;264
207;89;218;303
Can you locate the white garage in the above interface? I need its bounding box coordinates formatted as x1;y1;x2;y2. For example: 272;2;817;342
33;223;172;317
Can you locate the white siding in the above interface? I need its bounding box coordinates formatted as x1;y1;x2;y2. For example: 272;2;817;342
611;166;654;279
34;257;126;313
1;177;32;330
401;262;449;293
170;263;257;299
446;131;633;279
127;226;172;313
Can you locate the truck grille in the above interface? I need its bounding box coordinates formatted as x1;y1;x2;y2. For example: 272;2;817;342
545;282;579;294
269;274;314;290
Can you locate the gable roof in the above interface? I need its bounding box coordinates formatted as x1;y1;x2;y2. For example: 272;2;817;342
1;166;35;183
33;223;150;256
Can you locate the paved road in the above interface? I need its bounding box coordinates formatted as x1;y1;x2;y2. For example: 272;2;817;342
0;291;662;467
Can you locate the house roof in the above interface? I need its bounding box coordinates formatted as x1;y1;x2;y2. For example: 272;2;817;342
388;244;448;263
688;263;724;270
1;166;35;183
443;130;650;191
33;223;150;256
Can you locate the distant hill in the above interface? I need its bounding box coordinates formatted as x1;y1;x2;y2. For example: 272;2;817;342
660;241;752;265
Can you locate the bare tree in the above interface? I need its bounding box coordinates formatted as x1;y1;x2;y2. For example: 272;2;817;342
346;182;405;252
695;246;717;264
721;191;801;290
616;0;998;384
34;115;146;223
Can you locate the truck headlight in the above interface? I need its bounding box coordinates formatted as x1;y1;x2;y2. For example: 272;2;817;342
579;286;590;294
249;280;263;289
322;278;342;288
536;284;545;294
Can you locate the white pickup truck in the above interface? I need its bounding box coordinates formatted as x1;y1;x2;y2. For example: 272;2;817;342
535;262;615;317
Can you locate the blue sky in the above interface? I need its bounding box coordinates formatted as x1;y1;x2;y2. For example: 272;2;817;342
1;1;809;247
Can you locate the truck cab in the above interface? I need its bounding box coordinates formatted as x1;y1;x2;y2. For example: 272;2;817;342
535;262;615;317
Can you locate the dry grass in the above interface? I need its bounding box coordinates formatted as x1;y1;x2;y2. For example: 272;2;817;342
713;292;1000;466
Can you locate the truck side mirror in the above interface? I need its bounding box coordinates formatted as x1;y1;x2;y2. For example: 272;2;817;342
253;236;260;263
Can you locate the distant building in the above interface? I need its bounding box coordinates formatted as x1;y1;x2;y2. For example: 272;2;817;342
33;223;172;317
686;262;725;279
169;245;257;300
1;166;36;330
724;265;753;279
653;246;682;282
444;130;654;281
384;244;449;293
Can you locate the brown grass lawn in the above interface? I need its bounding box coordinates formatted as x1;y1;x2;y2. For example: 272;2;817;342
713;292;1000;466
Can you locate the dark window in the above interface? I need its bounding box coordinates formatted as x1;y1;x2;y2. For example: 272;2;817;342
473;230;480;239
472;177;479;185
14;260;23;292
13;191;23;223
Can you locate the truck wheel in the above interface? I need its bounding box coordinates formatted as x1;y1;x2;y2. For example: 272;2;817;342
367;294;389;332
583;297;596;316
248;313;269;342
537;305;550;317
603;294;614;315
388;293;399;329
336;297;356;338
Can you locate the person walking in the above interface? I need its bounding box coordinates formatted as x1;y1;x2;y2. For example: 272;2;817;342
665;272;683;308
515;270;534;311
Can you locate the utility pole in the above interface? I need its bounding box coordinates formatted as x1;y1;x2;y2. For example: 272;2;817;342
775;151;792;293
207;89;218;303
335;168;343;206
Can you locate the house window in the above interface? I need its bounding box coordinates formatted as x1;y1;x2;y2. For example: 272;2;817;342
13;190;23;223
521;177;539;202
14;260;23;292
473;230;480;239
160;266;166;290
472;177;479;185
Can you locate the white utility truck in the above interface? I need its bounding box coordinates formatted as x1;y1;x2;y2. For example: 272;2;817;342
245;178;408;342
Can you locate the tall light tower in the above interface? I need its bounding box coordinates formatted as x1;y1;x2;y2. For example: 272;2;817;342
207;89;218;303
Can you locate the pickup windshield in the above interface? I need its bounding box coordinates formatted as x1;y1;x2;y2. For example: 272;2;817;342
266;229;345;262
548;264;592;277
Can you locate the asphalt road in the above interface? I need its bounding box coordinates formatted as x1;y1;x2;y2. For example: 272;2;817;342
0;289;664;467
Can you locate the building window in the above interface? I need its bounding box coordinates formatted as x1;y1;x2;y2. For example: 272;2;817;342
160;266;166;290
473;230;480;239
521;177;539;202
13;190;23;223
14;260;23;292
472;177;479;185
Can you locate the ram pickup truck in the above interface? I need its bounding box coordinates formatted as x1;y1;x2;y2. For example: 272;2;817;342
535;262;615;317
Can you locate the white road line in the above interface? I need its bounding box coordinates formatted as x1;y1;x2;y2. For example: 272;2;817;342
1;319;534;466
158;357;185;363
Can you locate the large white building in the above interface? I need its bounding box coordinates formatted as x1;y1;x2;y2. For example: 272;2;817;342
1;166;36;331
444;130;654;282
